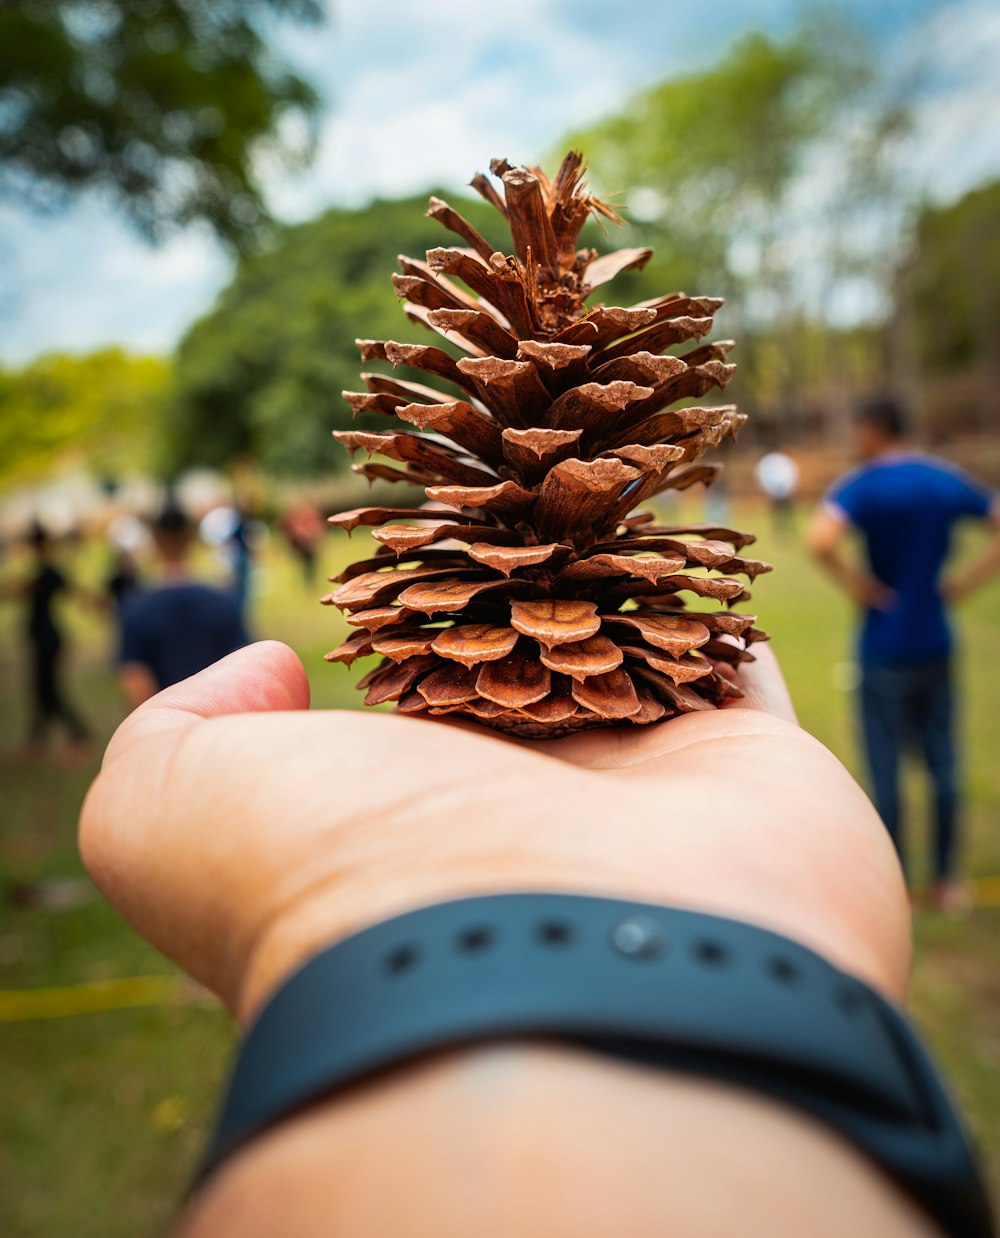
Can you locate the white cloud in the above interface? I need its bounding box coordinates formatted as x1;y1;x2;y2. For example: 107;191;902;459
0;198;227;361
265;0;652;219
896;0;1000;200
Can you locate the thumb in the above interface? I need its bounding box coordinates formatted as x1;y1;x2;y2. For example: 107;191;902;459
81;640;309;877
100;640;310;770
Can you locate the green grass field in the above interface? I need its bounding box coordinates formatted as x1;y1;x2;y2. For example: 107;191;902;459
1;503;998;1236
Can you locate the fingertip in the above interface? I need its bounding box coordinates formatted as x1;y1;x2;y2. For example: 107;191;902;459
141;640;311;719
236;641;312;713
104;640;310;761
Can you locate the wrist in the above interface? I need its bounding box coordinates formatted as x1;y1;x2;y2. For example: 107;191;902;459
235;739;909;1023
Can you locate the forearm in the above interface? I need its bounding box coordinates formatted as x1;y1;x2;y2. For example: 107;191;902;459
812;544;875;602
946;530;1000;600
118;663;158;712
179;1042;942;1238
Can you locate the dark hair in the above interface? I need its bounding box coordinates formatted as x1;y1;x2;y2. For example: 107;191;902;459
857;396;908;440
154;504;192;536
27;522;50;549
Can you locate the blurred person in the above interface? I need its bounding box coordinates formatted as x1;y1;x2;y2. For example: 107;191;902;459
277;501;326;588
806;396;1000;910
754;446;799;535
104;511;149;617
4;524;91;758
118;505;249;712
229;503;255;622
78;641;994;1237
105;546;142;617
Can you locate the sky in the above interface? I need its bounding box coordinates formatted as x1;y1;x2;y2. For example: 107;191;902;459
1;0;998;364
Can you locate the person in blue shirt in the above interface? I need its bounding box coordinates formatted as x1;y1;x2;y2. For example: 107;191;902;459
119;505;250;712
807;397;1000;910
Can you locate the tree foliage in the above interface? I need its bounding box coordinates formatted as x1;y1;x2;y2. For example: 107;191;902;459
910;181;1000;374
169;193;501;476
563;18;873;291
0;349;168;487
0;0;323;249
561;15;909;427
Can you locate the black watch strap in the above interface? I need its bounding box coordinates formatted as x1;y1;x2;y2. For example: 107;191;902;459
197;893;994;1236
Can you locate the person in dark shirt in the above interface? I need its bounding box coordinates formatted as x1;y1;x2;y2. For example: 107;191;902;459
119;506;249;711
807;397;1000;909
16;525;91;754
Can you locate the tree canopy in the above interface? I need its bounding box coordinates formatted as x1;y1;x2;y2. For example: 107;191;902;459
562;18;872;290
169;192;502;476
0;0;323;249
561;15;908;423
910;180;1000;374
0;349;168;487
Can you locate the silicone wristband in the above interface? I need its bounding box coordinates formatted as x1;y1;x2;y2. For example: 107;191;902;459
197;893;994;1236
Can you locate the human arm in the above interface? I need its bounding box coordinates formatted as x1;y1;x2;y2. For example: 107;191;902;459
117;600;160;712
0;576;31;600
943;502;1000;603
806;506;896;610
79;642;942;1238
118;661;159;712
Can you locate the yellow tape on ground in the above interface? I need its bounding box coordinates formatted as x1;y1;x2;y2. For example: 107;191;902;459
0;975;184;1022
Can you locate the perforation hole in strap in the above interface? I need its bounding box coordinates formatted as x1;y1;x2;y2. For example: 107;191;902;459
456;925;496;954
536;919;574;946
692;938;729;966
384;943;420;976
766;956;802;986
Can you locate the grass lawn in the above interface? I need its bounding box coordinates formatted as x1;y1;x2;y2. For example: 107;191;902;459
1;501;998;1235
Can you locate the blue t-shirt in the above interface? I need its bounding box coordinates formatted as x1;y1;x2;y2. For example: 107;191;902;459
119;581;249;690
827;453;994;666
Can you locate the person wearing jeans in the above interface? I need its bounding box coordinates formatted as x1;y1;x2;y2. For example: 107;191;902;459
807;396;1000;909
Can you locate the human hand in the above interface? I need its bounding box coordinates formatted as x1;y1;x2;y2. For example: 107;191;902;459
853;572;897;612
940;574;977;606
80;639;909;1026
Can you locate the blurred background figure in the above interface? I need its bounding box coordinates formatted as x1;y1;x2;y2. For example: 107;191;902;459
118;505;249;712
198;497;264;626
104;546;141;616
277;500;326;588
754;445;800;536
103;513;147;621
227;501;256;623
806;397;1000;910
2;524;91;760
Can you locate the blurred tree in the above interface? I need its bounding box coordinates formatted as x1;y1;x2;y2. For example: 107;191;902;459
169;193;501;476
563;21;858;288
909;181;1000;374
563;14;910;433
0;348;168;487
0;0;322;249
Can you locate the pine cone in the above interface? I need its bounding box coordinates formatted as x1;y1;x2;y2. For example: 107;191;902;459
324;152;770;739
